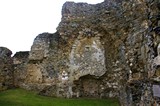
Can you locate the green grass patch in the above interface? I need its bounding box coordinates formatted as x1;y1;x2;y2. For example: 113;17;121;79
0;89;119;106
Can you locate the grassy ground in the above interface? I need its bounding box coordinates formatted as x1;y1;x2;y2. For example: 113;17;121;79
0;89;119;106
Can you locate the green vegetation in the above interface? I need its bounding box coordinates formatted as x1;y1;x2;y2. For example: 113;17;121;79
0;89;119;106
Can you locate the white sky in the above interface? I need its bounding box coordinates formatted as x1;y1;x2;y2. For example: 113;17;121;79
0;0;104;54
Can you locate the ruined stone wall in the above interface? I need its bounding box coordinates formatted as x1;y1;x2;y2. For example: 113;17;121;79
19;33;60;92
2;0;160;106
13;51;29;87
0;47;13;90
57;1;150;105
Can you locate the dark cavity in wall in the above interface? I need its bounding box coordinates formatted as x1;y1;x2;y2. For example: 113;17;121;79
73;75;101;98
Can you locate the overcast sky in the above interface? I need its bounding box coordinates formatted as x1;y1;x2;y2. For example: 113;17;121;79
0;0;103;54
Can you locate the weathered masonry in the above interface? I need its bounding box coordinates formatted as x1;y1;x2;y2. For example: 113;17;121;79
1;0;160;105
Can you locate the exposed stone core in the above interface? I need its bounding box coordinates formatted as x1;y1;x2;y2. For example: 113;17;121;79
0;47;13;90
1;0;160;105
13;51;29;87
69;37;106;79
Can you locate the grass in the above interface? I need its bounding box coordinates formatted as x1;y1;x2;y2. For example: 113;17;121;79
0;89;119;106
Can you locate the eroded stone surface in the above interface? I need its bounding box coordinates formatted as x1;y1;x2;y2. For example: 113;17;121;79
2;0;160;106
13;51;29;87
0;47;13;90
69;37;106;80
